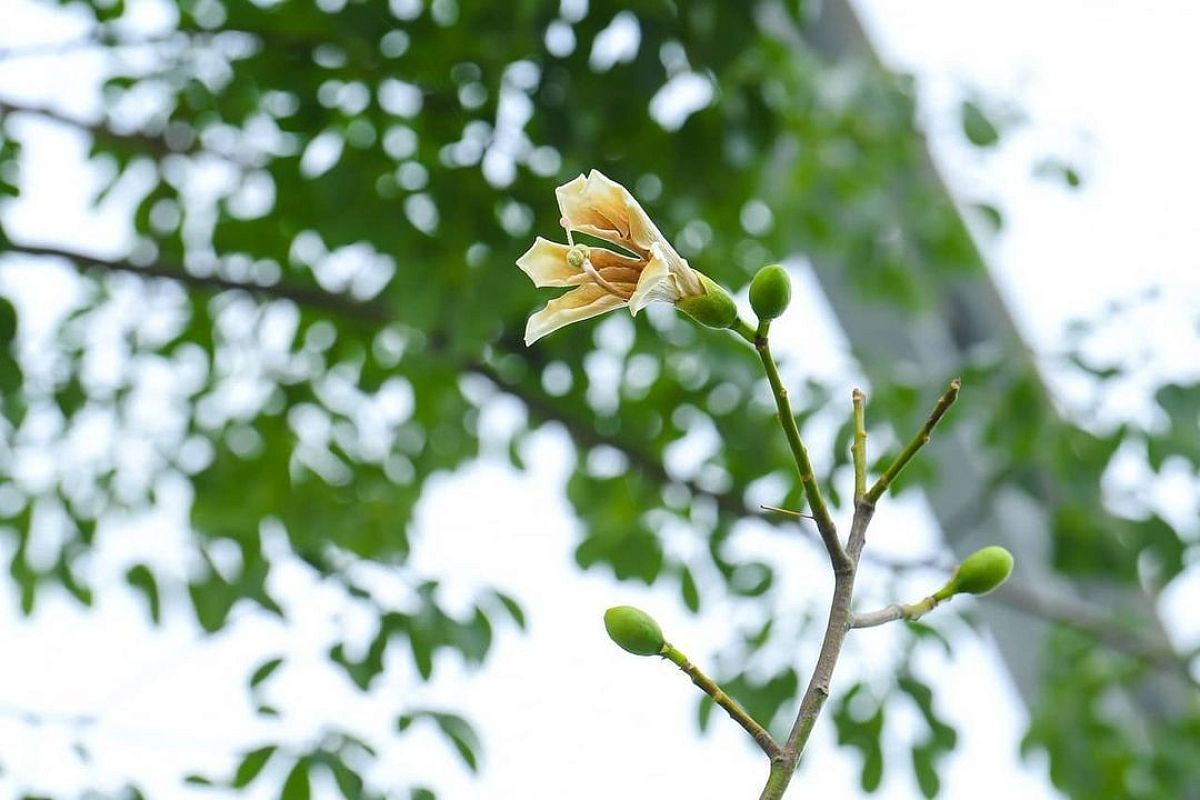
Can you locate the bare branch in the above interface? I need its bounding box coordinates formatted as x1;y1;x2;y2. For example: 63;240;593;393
851;596;938;629
2;240;390;324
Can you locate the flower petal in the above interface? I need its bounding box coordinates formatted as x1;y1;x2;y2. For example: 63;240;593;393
524;284;628;345
516;237;582;287
556;173;625;243
652;241;704;298
556;170;666;255
627;249;676;315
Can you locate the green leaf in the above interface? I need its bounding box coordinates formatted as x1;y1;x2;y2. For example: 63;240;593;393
961;100;1000;147
432;713;482;773
397;710;482;773
729;562;773;597
280;758;311;800
697;694;715;732
489;590;527;630
898;675;957;795
833;683;886;793
1034;157;1084;189
0;296;16;346
233;745;276;789
327;755;365;798
125;565;161;625
680;566;701;613
249;656;285;690
912;743;941;798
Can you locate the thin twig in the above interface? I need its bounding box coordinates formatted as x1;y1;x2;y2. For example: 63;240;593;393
662;645;781;759
852;388;867;504
851;596;939;629
865;378;960;503
751;331;847;570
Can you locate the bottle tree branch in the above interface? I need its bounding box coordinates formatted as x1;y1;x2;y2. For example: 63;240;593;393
851;595;940;629
865;378;960;504
757;377;962;800
747;326;848;571
661;645;781;759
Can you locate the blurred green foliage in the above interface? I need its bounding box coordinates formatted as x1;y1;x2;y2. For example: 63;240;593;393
0;0;1197;798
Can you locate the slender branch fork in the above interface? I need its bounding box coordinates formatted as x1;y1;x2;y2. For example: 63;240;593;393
734;319;961;800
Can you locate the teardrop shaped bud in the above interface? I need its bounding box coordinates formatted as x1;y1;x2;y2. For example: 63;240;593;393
604;606;666;656
677;274;738;330
935;546;1014;599
749;264;791;321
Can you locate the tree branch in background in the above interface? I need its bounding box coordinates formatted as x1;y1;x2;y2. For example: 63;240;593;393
0;99;260;167
0;33;181;61
466;359;757;522
991;581;1197;687
2;241;390;324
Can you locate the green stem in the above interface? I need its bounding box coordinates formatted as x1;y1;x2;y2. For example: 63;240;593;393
852;388;867;504
753;334;847;569
865;378;961;504
661;644;780;758
733;317;758;343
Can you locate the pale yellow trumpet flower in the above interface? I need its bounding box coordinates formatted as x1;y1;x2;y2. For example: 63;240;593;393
517;170;732;345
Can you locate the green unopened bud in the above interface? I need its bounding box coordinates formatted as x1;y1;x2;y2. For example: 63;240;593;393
604;605;666;656
749;264;791;321
935;546;1014;600
678;274;738;329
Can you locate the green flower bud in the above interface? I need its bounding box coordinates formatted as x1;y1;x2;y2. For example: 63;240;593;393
935;546;1014;599
678;274;738;329
604;606;666;656
749;264;791;321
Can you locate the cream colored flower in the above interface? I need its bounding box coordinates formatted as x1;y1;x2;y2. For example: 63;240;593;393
517;170;708;345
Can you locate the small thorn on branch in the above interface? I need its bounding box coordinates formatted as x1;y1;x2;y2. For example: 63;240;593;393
760;504;815;520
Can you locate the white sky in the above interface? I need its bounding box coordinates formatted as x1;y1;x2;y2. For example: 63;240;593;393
1;1;1198;799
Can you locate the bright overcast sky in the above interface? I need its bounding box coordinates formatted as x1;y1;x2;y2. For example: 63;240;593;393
1;1;1198;799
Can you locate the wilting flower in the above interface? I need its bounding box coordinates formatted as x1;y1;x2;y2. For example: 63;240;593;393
517;170;734;345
